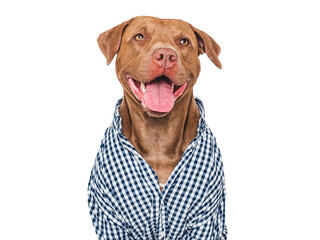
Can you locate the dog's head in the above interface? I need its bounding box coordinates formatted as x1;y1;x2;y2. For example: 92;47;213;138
98;16;221;117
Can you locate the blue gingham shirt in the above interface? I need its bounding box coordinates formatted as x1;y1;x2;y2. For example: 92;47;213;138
88;98;227;240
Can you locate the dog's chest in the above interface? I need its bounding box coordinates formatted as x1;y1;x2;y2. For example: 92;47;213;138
142;153;181;185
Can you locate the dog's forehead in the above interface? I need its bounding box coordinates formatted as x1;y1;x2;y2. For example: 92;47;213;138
125;16;194;37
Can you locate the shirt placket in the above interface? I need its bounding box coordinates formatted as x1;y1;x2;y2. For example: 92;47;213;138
158;196;166;239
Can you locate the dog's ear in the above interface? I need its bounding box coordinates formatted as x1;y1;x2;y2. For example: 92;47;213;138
97;18;134;65
191;26;222;69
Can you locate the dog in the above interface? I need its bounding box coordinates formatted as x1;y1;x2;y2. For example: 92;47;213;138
88;16;227;240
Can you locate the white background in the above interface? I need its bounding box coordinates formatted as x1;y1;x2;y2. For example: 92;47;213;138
0;0;319;239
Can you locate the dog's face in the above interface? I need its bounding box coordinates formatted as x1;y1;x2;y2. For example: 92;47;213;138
98;16;221;117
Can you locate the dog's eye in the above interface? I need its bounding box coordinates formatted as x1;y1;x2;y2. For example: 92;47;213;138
134;33;146;41
180;38;189;46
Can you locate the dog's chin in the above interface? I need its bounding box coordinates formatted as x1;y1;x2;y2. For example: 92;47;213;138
142;106;171;118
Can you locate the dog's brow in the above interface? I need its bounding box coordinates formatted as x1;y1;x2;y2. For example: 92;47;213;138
132;26;148;35
177;32;192;39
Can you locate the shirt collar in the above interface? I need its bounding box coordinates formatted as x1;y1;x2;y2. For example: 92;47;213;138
111;97;207;137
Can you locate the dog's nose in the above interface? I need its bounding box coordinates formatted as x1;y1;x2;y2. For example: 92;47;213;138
152;48;177;69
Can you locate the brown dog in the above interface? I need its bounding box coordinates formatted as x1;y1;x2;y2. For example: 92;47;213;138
97;16;222;188
88;16;227;239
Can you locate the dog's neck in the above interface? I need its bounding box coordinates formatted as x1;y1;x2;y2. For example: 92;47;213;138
119;90;199;172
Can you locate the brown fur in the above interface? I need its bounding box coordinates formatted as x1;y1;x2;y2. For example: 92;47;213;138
97;16;221;188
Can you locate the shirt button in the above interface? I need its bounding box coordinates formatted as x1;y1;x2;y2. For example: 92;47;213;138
159;231;165;238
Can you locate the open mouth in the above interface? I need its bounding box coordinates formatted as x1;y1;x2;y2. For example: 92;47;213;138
126;75;189;113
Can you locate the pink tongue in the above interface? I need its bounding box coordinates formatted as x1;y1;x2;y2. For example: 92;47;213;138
143;78;174;112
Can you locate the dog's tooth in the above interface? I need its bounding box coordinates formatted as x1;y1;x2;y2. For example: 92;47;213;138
141;82;146;92
171;83;174;91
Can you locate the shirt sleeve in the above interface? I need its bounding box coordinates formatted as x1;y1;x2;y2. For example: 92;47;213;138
87;139;134;240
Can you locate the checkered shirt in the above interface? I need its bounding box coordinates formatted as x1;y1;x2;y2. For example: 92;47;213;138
88;97;227;240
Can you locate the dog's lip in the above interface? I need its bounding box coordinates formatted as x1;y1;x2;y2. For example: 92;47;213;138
125;75;190;99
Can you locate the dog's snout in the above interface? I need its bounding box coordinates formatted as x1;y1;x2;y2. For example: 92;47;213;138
152;48;177;69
